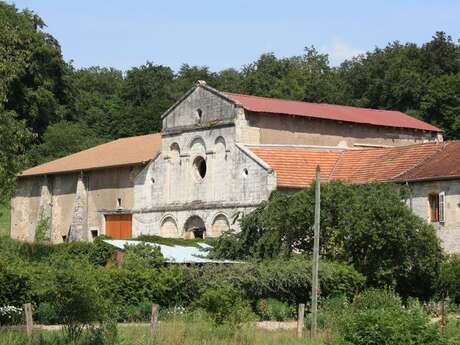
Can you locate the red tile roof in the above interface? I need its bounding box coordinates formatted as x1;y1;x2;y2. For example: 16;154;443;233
396;141;460;181
224;92;441;133
249;147;342;188
19;134;161;177
249;141;457;188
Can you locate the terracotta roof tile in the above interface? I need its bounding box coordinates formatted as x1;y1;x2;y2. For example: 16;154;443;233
249;147;342;188
224;92;441;132
19;133;161;177
396;141;460;181
249;141;451;188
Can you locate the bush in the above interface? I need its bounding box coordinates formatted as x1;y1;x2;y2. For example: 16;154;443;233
123;242;165;270
51;261;108;341
0;262;30;307
257;298;296;321
324;289;444;345
0;305;23;326
192;284;256;325
36;302;59;325
186;257;365;305
437;254;460;304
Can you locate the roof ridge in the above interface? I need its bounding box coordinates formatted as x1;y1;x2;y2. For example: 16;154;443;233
328;151;344;182
224;91;407;114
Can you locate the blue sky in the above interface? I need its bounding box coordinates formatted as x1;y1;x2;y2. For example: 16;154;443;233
8;0;460;72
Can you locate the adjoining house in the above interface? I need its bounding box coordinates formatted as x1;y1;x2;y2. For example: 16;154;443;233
11;81;459;253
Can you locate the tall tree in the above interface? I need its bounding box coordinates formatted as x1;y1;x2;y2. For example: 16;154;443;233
0;2;72;136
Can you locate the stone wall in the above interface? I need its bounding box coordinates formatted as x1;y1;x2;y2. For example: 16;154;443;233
162;85;236;131
409;179;460;253
242;112;439;147
11;165;142;243
133;125;277;238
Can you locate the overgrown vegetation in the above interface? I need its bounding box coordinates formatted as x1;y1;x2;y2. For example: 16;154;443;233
212;182;443;300
0;204;10;237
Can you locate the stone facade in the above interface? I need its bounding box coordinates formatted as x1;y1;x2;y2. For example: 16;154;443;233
133;86;276;238
408;179;460;253
11;166;142;243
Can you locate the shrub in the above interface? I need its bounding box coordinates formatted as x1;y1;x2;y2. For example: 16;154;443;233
186;257;365;305
324;289;444;345
0;262;30;306
36;302;59;325
257;298;296;321
437;254;460;304
51;261;107;341
192;284;256;325
0;305;23;326
122;242;165;270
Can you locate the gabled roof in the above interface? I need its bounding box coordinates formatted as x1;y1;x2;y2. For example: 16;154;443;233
248;141;455;188
19;134;161;177
224;92;441;133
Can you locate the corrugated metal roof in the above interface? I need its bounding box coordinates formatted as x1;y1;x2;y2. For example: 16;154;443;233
19;134;161;177
104;240;240;264
224;92;441;132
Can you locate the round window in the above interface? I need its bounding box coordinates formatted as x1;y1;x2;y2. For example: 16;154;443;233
193;156;207;179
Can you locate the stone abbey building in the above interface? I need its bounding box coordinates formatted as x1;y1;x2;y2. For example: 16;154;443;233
11;81;460;253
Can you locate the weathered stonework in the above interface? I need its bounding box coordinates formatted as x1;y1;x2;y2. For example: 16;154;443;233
408;180;460;253
68;173;88;242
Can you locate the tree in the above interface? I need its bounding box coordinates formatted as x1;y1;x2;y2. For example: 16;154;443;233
122;62;176;136
0;2;72;136
26;121;104;165
0;109;33;205
212;182;443;299
420;74;460;139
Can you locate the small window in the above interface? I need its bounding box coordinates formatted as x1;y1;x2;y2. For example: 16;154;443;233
193;156;207;179
195;109;203;122
117;198;122;208
91;229;99;239
429;193;440;223
243;168;248;177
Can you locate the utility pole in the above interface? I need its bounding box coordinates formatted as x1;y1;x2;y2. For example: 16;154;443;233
311;165;321;338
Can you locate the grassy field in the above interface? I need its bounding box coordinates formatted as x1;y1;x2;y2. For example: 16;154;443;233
0;204;10;237
0;321;326;345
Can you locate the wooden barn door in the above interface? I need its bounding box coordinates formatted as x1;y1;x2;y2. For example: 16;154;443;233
105;214;132;239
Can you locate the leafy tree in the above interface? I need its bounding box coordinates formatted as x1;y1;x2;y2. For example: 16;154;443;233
0;2;72;135
26;121;104;165
0;110;33;205
213;182;443;299
122;62;176;135
421;74;460;139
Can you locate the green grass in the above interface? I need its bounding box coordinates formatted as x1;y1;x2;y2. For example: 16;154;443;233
0;203;10;237
0;322;325;345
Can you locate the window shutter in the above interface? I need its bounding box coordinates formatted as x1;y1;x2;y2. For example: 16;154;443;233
439;191;446;224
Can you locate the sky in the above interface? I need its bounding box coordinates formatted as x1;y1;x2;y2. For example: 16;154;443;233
7;0;460;72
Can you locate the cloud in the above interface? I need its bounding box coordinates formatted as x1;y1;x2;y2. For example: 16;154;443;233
321;38;363;65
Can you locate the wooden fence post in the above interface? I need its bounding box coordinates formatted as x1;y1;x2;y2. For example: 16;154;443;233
151;304;159;338
297;303;305;338
440;299;446;337
23;303;33;338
